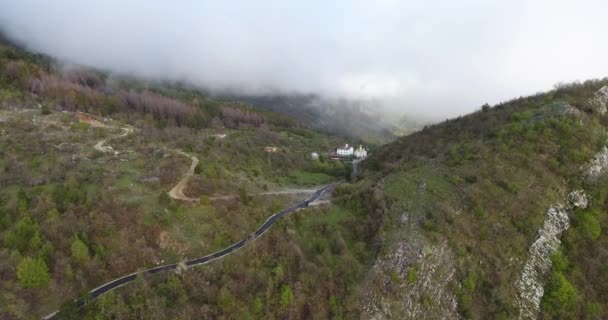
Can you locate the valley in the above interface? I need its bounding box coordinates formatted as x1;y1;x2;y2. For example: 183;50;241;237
1;24;608;320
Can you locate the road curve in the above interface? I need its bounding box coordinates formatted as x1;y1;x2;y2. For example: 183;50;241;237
167;151;200;201
42;184;333;320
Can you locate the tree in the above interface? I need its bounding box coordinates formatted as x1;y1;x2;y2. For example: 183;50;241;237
218;286;236;313
280;285;294;309
4;216;39;252
17;257;50;288
578;211;601;240
70;237;89;264
541;271;578;317
252;296;263;315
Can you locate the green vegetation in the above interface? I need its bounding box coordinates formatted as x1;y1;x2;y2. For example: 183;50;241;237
362;79;608;318
2;37;608;320
541;271;578;318
0;41;356;318
17;257;50;288
70;237;89;264
290;170;334;185
538;174;608;319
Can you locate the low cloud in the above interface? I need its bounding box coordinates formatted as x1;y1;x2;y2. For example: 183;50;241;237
1;0;607;119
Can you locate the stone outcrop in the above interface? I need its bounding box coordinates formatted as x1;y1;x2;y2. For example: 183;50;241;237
515;205;571;319
515;174;597;319
589;85;608;115
361;213;460;320
582;146;608;181
567;190;588;209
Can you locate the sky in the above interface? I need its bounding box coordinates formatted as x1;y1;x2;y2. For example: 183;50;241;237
0;0;607;119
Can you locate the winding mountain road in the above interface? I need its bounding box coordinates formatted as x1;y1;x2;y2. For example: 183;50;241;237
42;184;333;320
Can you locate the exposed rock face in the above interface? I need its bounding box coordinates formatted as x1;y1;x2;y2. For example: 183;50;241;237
582;146;608;181
515;164;608;319
515;205;570;320
567;190;588;209
361;216;460;320
589;86;608;115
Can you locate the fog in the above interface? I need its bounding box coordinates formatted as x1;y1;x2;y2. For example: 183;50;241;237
1;0;608;119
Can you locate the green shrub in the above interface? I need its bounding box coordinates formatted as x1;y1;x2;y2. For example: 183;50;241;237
406;265;418;283
4;217;39;252
577;211;601;240
17;257;50;288
280;285;294;308
70;237;89;263
541;271;578;317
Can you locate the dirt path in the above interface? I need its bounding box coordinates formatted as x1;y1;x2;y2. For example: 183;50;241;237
94;127;133;153
167;151;200;201
209;188;319;201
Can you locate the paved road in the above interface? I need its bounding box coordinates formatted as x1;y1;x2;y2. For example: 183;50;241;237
43;184;333;320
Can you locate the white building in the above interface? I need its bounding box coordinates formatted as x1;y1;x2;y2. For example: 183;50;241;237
337;144;354;157
354;145;367;159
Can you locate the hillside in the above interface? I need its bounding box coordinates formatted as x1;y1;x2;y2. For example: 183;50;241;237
3;30;608;320
357;80;608;319
0;41;386;319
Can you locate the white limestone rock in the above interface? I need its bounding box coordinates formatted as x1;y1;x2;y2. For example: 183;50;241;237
582;146;608;181
515;206;570;320
589;86;608;115
567;190;588;209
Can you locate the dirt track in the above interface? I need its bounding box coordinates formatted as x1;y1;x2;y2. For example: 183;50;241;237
94;127;133;153
167;151;200;201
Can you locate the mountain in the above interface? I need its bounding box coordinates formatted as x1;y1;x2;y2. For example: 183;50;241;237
356;80;608;319
3;33;608;320
221;93;399;144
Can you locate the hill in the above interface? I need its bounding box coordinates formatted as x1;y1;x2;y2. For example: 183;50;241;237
356;80;608;319
0;41;382;319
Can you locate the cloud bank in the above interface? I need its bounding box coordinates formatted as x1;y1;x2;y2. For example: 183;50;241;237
1;0;607;118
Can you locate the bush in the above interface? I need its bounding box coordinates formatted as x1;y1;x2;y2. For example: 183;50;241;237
17;257;50;288
4;217;39;253
280;285;294;308
406;265;418;283
578;211;601;240
541;271;578;317
70;237;89;263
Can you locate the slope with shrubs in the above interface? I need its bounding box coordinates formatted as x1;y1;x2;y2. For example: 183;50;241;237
359;80;608;319
0;42;370;319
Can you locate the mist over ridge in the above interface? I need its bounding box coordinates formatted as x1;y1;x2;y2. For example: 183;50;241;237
1;0;608;120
